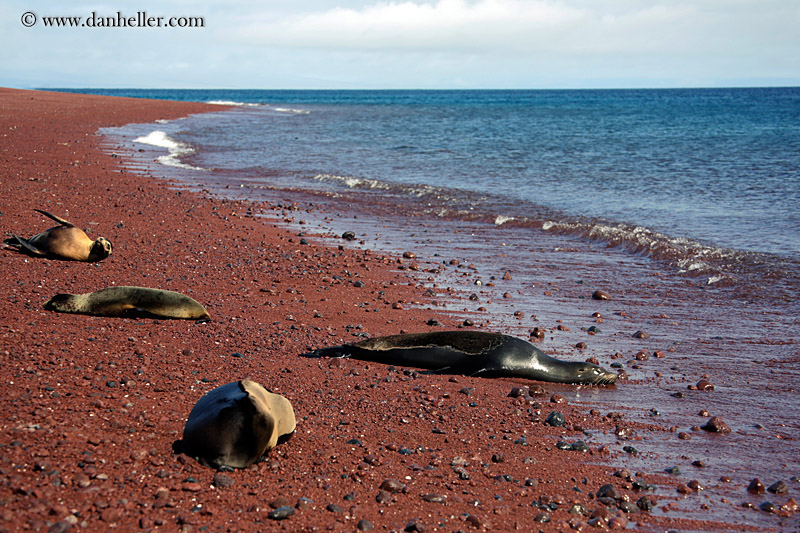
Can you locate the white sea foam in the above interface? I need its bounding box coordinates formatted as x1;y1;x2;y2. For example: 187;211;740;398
207;100;262;107
313;174;390;190
271;107;311;115
494;215;515;226
133;130;205;171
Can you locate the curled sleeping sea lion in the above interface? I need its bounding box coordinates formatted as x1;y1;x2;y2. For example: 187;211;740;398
306;331;617;385
44;286;210;320
4;209;112;262
173;380;296;469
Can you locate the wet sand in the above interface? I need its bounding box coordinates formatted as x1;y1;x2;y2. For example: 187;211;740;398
0;88;796;532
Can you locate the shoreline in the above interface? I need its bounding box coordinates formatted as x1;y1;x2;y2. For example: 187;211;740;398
0;88;793;531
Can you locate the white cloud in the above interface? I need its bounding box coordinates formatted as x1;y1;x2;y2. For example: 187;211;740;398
234;0;585;51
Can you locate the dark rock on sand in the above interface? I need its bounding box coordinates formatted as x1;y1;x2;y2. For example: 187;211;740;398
268;506;295;520
768;480;788;494
545;412;565;427
701;416;732;433
748;479;766;494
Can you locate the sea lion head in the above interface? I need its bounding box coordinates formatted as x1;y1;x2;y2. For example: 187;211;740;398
88;237;112;262
571;362;618;385
43;293;77;313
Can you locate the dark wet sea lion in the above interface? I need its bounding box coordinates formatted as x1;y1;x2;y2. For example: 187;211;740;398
44;286;210;320
4;209;112;262
173;380;296;469
306;331;617;385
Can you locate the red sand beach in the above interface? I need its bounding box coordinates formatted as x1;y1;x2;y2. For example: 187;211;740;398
0;88;795;532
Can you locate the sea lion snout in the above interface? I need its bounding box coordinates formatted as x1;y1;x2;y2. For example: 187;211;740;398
580;364;618;385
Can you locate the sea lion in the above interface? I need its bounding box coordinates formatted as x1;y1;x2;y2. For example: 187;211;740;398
306;331;617;385
173;380;296;469
44;286;210;320
4;209;112;262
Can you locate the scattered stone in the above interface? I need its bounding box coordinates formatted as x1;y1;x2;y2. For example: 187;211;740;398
357;519;375;531
780;498;799;513
508;386;530;398
768;480;788;494
342;231;356;241
530;327;545;341
404;519;425;532
701;416;732;433
545;411;565;427
636;497;654;511
687;479;703;491
632;330;650;339
571;441;589;452
326;503;344;513
465;514;489;528
453;466;470;480
296;497;314;510
212;472;234;488
268;506;295;520
760;501;777;513
748;479;766;494
693;379;715;391
270;496;292;509
592;290;611;301
597;484;621;500
379;479;406;493
48;515;78;533
550;394;567;404
421;493;447;503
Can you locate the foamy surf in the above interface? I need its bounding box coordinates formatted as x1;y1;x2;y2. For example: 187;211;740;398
133;131;205;171
206;100;262;107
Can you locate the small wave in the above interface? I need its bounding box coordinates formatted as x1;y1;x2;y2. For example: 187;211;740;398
494;215;515;226
207;100;262;107
271;107;311;115
133;130;205;171
314;174;392;191
541;218;753;284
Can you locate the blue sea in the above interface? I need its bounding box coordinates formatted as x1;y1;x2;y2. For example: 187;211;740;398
65;88;799;293
57;87;800;527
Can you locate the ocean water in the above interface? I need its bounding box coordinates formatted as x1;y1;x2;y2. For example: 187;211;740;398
73;87;800;293
77;88;800;527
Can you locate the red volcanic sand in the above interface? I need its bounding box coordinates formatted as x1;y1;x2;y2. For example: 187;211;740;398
1;88;719;532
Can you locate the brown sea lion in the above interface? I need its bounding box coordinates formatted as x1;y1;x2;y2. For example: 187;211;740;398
4;209;112;262
306;331;618;385
173;380;296;469
44;286;210;320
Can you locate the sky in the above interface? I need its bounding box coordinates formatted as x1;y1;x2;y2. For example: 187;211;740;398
2;0;799;89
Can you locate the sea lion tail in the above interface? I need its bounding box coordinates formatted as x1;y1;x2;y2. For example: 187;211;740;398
35;209;73;226
6;235;45;256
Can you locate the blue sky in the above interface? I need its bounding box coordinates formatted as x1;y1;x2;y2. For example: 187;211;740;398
2;0;799;89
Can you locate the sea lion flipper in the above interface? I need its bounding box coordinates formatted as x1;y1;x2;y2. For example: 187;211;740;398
9;235;46;256
35;209;73;227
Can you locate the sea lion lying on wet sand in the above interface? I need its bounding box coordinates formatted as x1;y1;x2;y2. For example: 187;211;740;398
44;286;210;320
173;380;296;469
4;209;112;262
306;331;618;385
